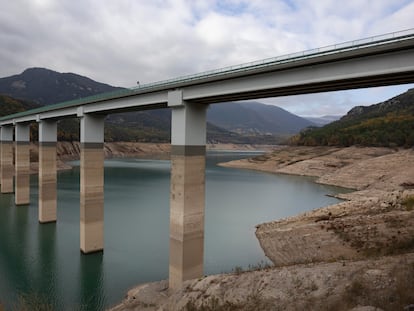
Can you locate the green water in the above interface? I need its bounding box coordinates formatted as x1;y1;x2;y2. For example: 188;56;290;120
0;151;346;310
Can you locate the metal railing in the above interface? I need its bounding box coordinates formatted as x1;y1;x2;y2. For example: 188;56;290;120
1;28;414;122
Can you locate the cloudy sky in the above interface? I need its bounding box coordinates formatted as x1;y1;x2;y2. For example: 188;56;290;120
1;0;414;116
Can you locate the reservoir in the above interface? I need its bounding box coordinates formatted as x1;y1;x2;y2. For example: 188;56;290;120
0;151;345;310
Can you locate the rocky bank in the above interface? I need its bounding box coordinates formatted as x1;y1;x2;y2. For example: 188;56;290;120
26;142;271;173
110;146;414;311
28;141;272;162
222;146;414;266
26;142;173;173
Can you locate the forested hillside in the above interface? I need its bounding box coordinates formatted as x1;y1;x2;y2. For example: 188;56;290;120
291;88;414;147
0;94;41;116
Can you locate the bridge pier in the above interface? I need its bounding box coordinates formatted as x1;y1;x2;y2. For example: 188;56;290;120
1;126;14;194
80;114;105;254
15;123;30;205
168;91;208;290
38;120;57;223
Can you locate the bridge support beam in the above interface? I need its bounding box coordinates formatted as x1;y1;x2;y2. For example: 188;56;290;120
15;123;30;205
168;91;208;290
1;126;14;194
80;114;105;254
38;120;57;223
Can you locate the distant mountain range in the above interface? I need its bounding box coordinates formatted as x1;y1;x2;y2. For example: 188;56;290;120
0;68;316;143
208;101;314;134
305;115;341;126
292;88;414;147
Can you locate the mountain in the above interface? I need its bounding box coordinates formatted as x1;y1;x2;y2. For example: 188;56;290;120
207;102;315;135
0;68;312;144
305;115;341;126
342;89;414;120
0;67;121;105
292;88;414;147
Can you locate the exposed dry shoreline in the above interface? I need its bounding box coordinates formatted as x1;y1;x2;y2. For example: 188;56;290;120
110;146;414;311
26;141;272;173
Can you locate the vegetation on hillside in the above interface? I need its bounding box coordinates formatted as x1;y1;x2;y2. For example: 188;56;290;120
105;122;169;143
0;94;40;116
291;88;414;148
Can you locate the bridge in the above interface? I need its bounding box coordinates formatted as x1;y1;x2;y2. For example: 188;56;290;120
1;29;414;290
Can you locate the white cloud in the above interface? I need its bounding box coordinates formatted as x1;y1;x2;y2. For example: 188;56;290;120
1;0;413;114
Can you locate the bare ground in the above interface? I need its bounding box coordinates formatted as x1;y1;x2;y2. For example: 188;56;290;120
110;146;414;311
25;142;270;174
110;254;414;311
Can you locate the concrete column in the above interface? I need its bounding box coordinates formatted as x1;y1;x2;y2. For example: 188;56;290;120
168;90;208;290
38;120;57;223
1;126;14;194
80;114;105;254
15;123;31;205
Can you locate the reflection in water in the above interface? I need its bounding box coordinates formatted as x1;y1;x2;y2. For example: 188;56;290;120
0;195;21;303
0;152;346;309
79;253;105;311
36;223;58;309
0;195;35;307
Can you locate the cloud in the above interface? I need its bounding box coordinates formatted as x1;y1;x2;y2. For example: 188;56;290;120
1;0;413;114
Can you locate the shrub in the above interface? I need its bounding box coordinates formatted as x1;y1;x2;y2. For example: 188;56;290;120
402;195;414;211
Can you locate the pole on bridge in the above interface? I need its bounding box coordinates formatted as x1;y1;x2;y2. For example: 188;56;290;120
168;90;208;290
15;123;30;205
38;120;57;223
79;113;105;254
1;125;14;194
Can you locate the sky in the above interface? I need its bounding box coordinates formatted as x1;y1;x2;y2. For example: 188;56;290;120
1;0;414;117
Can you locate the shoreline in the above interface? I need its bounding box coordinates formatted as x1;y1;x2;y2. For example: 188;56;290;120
24;142;273;174
110;146;414;311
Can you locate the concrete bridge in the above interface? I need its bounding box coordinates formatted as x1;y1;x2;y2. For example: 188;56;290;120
1;29;414;290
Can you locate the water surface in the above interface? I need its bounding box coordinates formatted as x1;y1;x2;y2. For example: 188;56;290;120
0;151;345;310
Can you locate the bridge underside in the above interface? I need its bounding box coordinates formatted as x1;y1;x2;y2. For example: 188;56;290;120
190;72;414;104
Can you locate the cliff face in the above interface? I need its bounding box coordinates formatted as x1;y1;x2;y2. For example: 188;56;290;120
29;142;270;163
29;141;172;162
25;142;172;174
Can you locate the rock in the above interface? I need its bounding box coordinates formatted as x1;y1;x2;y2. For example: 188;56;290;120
110;253;414;311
